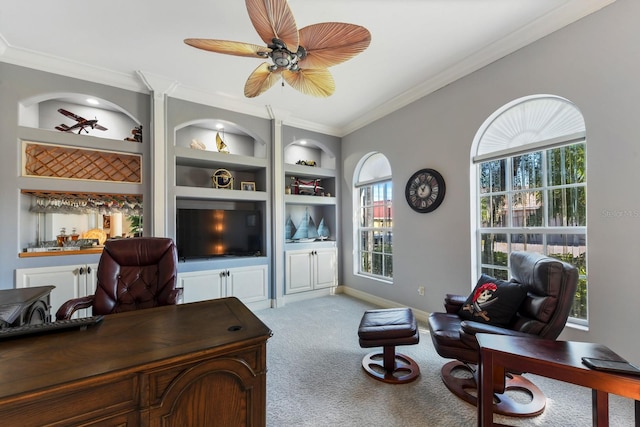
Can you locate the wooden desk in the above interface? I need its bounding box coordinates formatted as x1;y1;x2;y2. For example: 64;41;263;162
0;297;272;426
477;333;640;427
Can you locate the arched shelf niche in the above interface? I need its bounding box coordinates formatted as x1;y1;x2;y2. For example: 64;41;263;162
174;118;267;159
284;138;336;171
173;118;268;194
19;92;142;142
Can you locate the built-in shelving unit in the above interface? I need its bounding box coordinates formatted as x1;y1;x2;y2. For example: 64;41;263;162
168;109;272;307
282;138;339;299
14;92;148;317
17;96;146;255
284;141;337;245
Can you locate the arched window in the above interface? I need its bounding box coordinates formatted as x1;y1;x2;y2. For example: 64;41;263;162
354;153;393;281
471;95;587;323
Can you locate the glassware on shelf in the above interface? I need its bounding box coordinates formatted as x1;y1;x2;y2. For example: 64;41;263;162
56;228;69;247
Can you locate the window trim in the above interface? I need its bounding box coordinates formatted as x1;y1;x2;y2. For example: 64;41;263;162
353;152;393;283
470;95;587;325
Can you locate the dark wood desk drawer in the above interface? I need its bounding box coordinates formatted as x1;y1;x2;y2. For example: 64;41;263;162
0;375;137;427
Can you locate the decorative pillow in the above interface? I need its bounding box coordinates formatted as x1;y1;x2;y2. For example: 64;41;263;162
458;274;528;327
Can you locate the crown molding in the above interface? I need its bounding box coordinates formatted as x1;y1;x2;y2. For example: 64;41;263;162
169;84;341;136
136;71;178;97
0;39;148;94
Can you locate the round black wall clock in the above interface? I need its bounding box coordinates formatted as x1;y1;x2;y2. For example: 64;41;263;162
405;168;446;213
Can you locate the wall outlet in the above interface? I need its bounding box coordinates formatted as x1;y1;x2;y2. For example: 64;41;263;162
417;286;425;296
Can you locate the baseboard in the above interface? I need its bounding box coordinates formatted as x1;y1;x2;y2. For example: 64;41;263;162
336;285;431;324
244;299;272;311
279;287;335;306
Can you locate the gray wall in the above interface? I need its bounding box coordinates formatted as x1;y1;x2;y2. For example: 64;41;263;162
341;0;640;362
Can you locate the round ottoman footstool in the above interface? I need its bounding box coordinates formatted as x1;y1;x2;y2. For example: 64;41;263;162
357;307;420;384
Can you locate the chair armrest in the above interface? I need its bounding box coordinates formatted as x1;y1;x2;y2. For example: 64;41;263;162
56;295;95;321
444;294;466;313
460;320;537;338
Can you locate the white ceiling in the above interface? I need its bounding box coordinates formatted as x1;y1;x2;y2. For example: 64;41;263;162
0;0;615;136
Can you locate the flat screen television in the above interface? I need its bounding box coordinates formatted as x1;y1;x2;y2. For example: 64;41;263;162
176;208;263;260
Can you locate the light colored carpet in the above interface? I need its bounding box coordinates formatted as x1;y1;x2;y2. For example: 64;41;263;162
255;294;635;426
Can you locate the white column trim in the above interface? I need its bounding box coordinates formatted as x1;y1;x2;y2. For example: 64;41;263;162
136;71;178;237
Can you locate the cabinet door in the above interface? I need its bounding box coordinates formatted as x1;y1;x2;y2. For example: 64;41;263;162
226;265;268;304
285;250;313;294
148;354;266;427
16;265;85;319
314;248;337;289
178;270;224;304
83;263;99;299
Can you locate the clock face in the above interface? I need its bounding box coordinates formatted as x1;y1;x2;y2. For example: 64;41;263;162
405;168;446;213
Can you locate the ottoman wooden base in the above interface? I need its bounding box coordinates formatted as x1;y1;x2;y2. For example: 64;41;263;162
362;348;420;384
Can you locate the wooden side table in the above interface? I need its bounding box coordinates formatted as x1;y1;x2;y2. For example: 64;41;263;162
476;333;640;427
0;286;54;327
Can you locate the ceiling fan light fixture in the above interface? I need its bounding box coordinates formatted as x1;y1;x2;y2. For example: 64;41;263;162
271;50;292;67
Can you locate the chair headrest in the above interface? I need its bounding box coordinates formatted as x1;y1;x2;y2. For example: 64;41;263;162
103;237;176;266
509;251;577;297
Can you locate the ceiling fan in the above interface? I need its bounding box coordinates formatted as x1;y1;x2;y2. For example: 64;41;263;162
184;0;371;98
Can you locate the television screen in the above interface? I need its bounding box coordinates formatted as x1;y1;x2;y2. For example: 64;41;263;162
176;209;262;260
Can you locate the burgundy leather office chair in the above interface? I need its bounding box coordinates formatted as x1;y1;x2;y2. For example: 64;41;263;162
428;251;578;417
56;237;179;320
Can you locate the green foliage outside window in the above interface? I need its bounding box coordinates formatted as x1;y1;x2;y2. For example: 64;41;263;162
478;142;587;321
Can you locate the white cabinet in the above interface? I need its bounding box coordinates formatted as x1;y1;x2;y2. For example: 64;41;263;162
285;247;337;294
15;264;98;319
178;265;268;306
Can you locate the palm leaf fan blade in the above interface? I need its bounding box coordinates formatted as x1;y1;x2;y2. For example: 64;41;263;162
298;23;371;69
283;68;335;97
184;39;270;58
245;63;281;97
246;0;299;51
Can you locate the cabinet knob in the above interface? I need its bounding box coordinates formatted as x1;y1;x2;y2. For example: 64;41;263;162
87;266;92;274
79;267;85;275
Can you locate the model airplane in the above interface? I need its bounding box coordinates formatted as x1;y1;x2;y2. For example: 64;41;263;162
55;108;108;134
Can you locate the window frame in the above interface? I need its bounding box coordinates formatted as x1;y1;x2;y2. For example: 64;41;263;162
356;179;393;282
470;95;588;326
475;141;587;325
353;153;393;283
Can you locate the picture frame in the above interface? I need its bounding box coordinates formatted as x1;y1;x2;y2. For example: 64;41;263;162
241;181;256;191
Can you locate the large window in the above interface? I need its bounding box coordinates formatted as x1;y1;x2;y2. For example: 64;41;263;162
355;153;393;281
473;96;588;322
